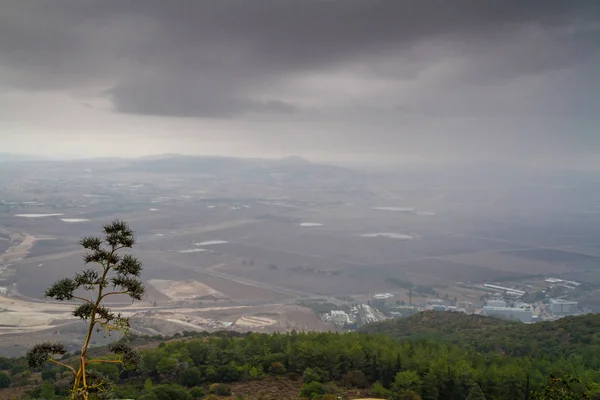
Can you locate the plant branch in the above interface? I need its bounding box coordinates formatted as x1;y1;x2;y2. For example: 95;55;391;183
49;358;77;375
72;296;93;304
99;323;120;330
100;291;128;300
87;359;123;365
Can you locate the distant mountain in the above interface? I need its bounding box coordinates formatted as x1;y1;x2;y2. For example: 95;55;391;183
0;153;50;162
121;154;365;186
278;155;312;165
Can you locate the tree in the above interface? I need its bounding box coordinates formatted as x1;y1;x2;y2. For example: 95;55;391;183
341;370;369;388
179;367;203;387
189;386;205;399
466;384;487;400
25;220;145;400
144;378;154;391
0;371;10;388
392;390;422;400
392;370;422;394
371;381;389;398
41;366;58;382
153;384;192;400
530;375;588;400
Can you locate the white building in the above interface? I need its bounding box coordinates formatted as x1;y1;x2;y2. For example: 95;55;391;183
483;306;533;322
483;284;525;296
486;299;507;308
549;299;578;317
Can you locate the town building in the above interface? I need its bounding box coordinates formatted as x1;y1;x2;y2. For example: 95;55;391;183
549;299;578;317
428;299;445;306
486;299;507;308
456;300;474;312
370;293;393;309
482;306;533;322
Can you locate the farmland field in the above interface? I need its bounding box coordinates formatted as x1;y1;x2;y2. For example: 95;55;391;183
501;248;600;266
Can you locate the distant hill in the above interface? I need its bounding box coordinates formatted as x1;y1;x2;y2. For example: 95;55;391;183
279;155;312;165
361;311;600;366
121;154;366;188
0;153;49;162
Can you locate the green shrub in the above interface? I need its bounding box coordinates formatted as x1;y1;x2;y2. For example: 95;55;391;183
300;381;326;399
302;367;329;383
179;366;203;387
189;386;205;399
340;370;369;388
314;395;338;400
0;371;11;388
371;381;389;397
152;384;192;400
270;361;286;375
209;382;232;396
138;393;159;400
323;382;339;394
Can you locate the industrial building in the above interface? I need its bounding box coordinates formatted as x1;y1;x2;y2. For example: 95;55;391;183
482;306;533;322
456;300;474;312
486;299;507;308
370;293;393;309
428;299;445;306
483;284;525;296
549;299;578;317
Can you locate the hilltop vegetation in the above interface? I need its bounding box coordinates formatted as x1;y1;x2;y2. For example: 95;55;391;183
361;311;600;367
2;312;600;399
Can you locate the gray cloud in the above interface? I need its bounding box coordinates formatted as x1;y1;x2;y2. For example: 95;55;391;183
0;0;599;166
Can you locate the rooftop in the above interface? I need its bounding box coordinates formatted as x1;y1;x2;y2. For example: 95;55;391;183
549;298;577;304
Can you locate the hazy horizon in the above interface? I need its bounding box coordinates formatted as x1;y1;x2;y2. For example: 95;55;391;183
1;1;599;168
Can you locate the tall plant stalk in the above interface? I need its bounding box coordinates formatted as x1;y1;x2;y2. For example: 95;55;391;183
26;220;145;400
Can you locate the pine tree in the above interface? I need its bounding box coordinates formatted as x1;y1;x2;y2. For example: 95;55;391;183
466;383;487;400
26;220;145;400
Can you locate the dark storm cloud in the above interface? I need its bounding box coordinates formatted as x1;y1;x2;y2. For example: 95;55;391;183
1;0;599;117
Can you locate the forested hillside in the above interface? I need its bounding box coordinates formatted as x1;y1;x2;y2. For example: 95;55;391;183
361;311;600;365
2;313;600;399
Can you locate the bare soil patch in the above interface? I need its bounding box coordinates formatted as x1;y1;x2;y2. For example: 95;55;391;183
148;279;225;301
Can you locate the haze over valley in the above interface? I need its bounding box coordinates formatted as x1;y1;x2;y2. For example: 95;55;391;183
1;155;599;356
1;2;600;398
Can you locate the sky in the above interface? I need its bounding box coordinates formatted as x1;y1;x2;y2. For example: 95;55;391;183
0;0;599;168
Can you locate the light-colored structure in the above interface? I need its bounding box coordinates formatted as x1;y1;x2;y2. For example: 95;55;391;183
428;299;445;306
371;293;394;309
486;299;507;308
549;299;578;317
457;300;474;312
329;310;351;325
483;284;525;296
483;306;533;322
